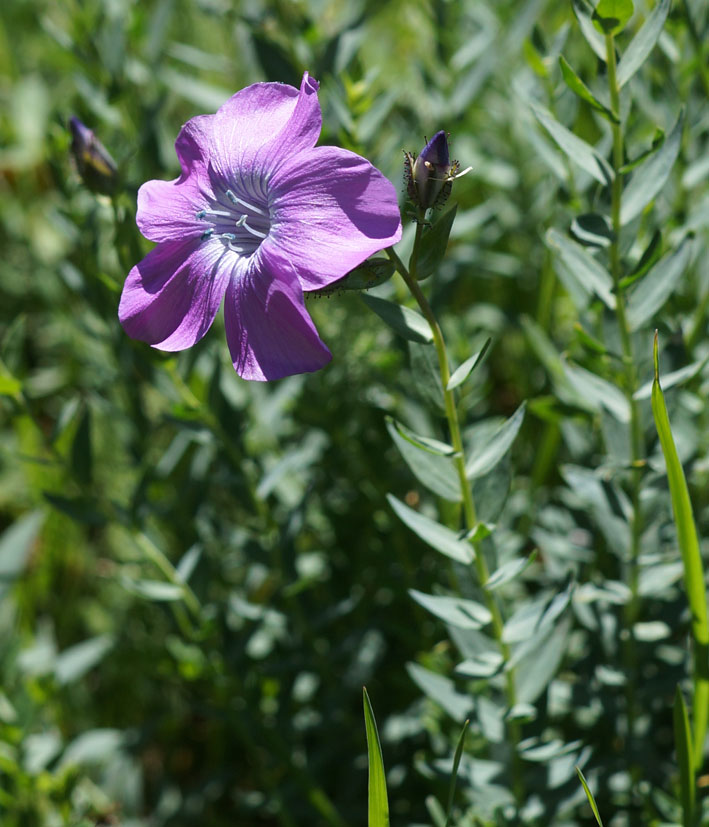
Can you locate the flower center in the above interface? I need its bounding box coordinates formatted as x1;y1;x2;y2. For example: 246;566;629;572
196;186;271;256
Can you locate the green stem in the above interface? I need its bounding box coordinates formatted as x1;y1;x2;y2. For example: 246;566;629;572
386;239;523;804
606;32;645;746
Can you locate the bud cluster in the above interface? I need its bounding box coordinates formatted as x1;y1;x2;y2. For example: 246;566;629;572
404;131;470;212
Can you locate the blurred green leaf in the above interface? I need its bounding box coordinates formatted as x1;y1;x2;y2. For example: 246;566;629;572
621;110;683;224
532;104;614;185
576;767;605;826
361;295;433;343
387;495;472;563
387;422;461;502
592;0;634;34
546;229;616;309
617;0;671;86
465;403;526;479
386;418;456;456
70;403;93;487
55;636;114;686
572;0;608;59
559;56;618;122
409;589;491;629
415;205;458;281
447;339;492;390
485;552;537;591
627;237;692;330
444;719;469;827
673;687;695;827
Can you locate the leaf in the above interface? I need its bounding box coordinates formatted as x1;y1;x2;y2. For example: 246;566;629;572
59;729;124;769
387;422;461;502
363;688;390;827
43;493;106;525
465;403;526;479
621;110;683;224
0;511;44;581
576;767;605;826
447;339;492;390
592;0;634;34
360;294;433;344
617;0;671;87
55;635;114;685
485;551;537;590
546;229;616;309
532;104;613;185
634;358;705;400
0;361;21;397
416;205;458;280
387;495;473;564
455;652;504;678
310;258;395;295
652;335;709;766
673;687;695;827
121;578;185;602
563;362;630;422
572;0;608;60
386;417;456;456
619;229;662;288
406;663;472;722
409;589;492;630
559;56;618;122
570;213;614;248
618;129;665;174
626;238;692;330
445;720;470;827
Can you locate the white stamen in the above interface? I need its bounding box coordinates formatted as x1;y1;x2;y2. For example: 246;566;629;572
226;189;267;216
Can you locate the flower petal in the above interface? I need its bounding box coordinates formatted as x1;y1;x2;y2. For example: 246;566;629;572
224;251;331;381
119;238;232;351
136;115;215;243
210;72;321;186
267;146;402;290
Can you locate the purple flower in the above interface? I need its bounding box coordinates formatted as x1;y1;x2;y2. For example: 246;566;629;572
119;72;402;380
404;131;470;211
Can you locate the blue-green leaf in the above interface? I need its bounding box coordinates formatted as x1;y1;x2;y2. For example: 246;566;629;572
447;339;492;390
409;589;492;629
673;686;695;827
546;229;616;309
387;422;461;501
361;294;433;344
626;238;692;330
559;56;618;122
621;110;683;224
532;105;613;185
617;0;671;87
416;205;458;280
387;495;473;563
465;403;526;479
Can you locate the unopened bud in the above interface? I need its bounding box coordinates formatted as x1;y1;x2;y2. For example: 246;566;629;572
404;131;471;212
69;117;118;195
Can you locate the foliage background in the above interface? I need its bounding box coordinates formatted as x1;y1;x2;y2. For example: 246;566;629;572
1;0;708;825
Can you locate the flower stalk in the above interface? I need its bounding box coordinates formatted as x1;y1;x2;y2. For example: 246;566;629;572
387;219;523;803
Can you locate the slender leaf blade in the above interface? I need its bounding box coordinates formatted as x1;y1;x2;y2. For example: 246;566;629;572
546;229;616;309
363;688;390;827
559;56;618;122
621;110;683;224
673;686;695;827
576;767;605;826
361;294;433;343
444;720;470;827
466;403;527;479
387;422;462;501
447;339;492;390
416;205;458;280
387;495;473;563
617;0;671;87
626;238;692;330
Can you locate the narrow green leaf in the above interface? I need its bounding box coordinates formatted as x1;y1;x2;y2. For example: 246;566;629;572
617;0;671;87
466;403;526;479
363;688;389;827
387;495;473;563
416;205;458;280
447;338;492;390
652;334;709;767
309;258;395;295
570;213;614;248
485;551;537;590
546;229;616;309
360;294;433;344
572;0;608;60
121;578;185;601
592;0;634;34
0;361;21;397
444;720;470;827
621;110;683;224
627;238;692;330
673;686;695;827
574;323;608;355
532;104;613;185
386;417;456;456
576;767;605;826
387;423;462;502
406;663;472;722
619;229;662;289
43;493;106;525
409;589;491;629
559;56;618;122
563;361;630;422
634;357;706;400
618;129;665;174
55;635;114;686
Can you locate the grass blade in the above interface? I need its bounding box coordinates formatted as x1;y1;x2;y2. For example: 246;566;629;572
444;719;469;827
576;767;604;826
363;688;390;827
673;686;695;827
652;333;709;767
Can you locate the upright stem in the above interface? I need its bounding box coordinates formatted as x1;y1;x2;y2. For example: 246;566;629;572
606;32;645;743
386;237;523;805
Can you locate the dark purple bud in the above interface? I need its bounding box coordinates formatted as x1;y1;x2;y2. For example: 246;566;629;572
404;131;469;212
69;117;117;195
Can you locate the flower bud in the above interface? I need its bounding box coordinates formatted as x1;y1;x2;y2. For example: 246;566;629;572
69;117;118;195
404;131;470;212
